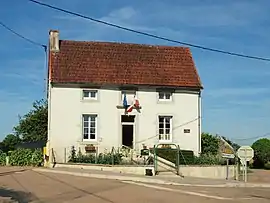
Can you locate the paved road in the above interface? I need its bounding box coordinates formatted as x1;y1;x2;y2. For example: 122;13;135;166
0;168;269;203
245;170;270;183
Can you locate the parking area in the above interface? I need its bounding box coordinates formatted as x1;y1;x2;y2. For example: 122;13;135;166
0;167;269;203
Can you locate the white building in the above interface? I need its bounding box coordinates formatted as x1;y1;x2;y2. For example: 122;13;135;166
47;30;203;163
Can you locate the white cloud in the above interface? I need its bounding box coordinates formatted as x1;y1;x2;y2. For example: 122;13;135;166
106;7;137;20
54;6;156;36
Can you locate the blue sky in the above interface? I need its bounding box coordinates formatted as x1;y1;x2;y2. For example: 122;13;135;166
0;0;269;145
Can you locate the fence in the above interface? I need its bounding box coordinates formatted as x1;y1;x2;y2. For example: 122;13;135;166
58;145;154;166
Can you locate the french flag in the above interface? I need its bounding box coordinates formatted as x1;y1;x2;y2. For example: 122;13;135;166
123;93;133;112
123;94;140;113
127;105;133;112
127;95;140;112
134;95;140;108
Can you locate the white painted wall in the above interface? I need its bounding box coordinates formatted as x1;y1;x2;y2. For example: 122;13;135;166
48;85;201;163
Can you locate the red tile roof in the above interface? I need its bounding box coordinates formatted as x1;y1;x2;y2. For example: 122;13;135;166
49;40;202;88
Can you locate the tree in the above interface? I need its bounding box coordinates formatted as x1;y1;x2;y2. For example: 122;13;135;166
0;134;21;152
251;138;270;168
201;133;219;155
14;99;48;142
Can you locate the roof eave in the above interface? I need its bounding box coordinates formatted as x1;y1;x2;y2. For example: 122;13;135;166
51;81;203;90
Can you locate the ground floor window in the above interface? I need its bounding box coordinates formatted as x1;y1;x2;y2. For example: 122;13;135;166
83;114;97;141
158;116;172;142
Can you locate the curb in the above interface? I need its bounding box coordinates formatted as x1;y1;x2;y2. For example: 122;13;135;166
32;168;270;188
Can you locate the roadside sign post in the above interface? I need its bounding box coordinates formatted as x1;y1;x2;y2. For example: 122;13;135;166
226;159;229;180
237;146;254;183
219;136;235;180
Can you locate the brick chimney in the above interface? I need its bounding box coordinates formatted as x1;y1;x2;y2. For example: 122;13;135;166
49;30;59;52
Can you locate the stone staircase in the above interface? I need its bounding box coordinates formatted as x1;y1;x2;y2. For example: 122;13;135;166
120;146;182;177
149;151;184;177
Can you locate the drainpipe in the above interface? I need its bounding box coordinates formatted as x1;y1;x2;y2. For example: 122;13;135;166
198;91;202;155
47;82;52;163
47;44;52;163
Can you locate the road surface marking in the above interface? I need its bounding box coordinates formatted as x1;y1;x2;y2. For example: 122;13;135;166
122;181;254;201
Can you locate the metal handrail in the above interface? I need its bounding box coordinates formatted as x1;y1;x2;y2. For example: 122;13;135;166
120;145;134;159
121;144;132;150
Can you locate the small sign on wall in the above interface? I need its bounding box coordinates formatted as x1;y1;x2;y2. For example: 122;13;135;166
184;129;190;133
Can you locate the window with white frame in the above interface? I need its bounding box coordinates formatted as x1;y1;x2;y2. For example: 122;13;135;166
83;90;98;100
83;114;97;141
121;90;136;105
158;92;172;101
158;116;172;142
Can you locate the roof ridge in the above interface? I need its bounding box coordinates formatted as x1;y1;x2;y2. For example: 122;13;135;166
60;39;191;50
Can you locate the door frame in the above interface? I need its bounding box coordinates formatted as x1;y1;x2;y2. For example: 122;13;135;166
121;121;135;149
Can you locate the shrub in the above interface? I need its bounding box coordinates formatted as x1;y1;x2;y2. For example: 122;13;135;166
69;146;77;162
0;150;6;166
96;153;122;165
9;148;43;166
151;148;195;165
68;147;123;165
151;147;234;166
31;149;43;166
264;162;270;170
179;150;195;165
193;154;224;165
10;148;33;166
76;153;96;164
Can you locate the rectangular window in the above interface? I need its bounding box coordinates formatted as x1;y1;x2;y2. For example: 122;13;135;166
158;92;172;101
83;90;98;100
121;90;136;106
158;116;172;142
83;114;97;141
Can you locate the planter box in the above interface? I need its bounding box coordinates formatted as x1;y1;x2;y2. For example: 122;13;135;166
85;146;96;153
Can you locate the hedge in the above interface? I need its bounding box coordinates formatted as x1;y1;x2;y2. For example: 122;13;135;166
0;148;43;166
153;148;228;165
0;150;6;166
152;148;195;165
265;162;270;170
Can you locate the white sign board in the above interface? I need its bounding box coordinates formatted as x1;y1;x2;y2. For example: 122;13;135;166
237;146;254;161
237;146;254;183
222;153;235;159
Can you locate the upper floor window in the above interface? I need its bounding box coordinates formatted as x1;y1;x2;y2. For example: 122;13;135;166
83;90;98;100
158;92;172;101
121;90;136;106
